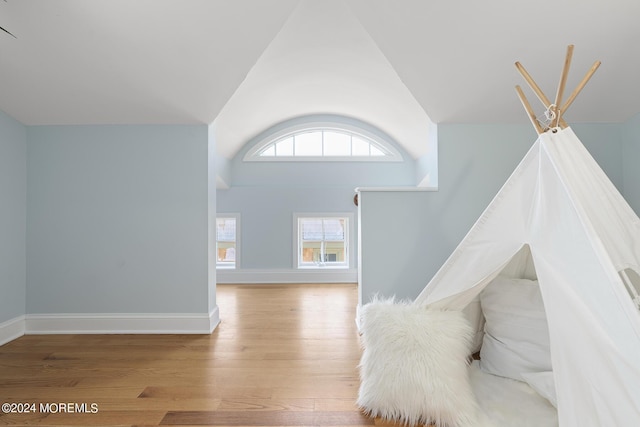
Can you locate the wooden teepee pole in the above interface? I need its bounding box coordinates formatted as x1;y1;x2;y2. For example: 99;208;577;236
561;60;602;114
515;45;598;133
514;61;568;129
552;44;574;128
514;61;552;107
515;85;544;134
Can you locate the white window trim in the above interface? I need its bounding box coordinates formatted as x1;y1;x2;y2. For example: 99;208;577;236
293;212;354;270
216;213;240;270
244;120;403;162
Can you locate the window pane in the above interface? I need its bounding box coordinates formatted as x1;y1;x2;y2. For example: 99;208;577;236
216;218;236;241
302;241;321;263
352;136;370;156
260;145;275;156
217;242;236;261
323;219;345;240
325;241;345;262
301;218;323;240
323;131;351;156
275;137;293;156
294;132;322;156
216;217;237;268
370;145;385;156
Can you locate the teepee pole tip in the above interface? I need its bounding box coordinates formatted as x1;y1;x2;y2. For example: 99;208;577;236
515;45;599;134
515;85;544;134
553;45;574;128
561;60;601;113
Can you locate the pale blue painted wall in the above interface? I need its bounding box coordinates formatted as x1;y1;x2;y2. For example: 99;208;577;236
416;121;439;187
359;123;626;303
1;107;637;320
26;125;210;314
207;124;218;314
573;123;624;190
360;124;534;302
359;190;440;302
0;111;27;323
622;113;640;215
216;155;232;188
217;118;417;276
218;186;358;270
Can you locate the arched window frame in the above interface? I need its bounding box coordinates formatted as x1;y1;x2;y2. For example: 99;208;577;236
243;119;403;162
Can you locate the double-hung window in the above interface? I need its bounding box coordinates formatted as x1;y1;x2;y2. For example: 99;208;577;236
295;214;350;269
216;215;240;269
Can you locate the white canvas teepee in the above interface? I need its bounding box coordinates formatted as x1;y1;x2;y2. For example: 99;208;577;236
414;47;640;426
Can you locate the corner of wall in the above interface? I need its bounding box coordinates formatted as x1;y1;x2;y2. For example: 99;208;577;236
216;156;232;189
0;316;25;346
0;110;27;343
415;121;438;189
208;124;219;327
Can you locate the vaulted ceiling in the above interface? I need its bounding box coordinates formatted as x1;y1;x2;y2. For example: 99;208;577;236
1;0;639;159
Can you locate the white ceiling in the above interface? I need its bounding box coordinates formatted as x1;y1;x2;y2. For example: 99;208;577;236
1;0;639;159
0;0;298;125
213;0;432;159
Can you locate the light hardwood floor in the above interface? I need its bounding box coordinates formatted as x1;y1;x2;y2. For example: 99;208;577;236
0;284;398;426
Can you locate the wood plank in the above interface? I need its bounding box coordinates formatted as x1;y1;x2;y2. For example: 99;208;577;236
160;410;374;426
0;410;166;425
0;284;391;427
138;385;273;400
217;398;315;411
0;386;146;399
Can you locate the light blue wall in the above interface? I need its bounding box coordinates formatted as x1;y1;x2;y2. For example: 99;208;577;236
216;155;232;188
0;111;27;323
207;124;218;315
359;189;439;303
622;113;640;215
217;118;418;281
416;122;438;187
3;107;635;321
360;124;534;302
359;123;626;303
573;123;624;190
218;186;358;270
26;125;210;314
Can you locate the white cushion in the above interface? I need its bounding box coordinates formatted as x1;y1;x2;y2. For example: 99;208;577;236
479;276;552;381
357;297;488;427
522;371;557;408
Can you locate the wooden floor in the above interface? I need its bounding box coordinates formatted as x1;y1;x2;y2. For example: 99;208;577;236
0;284;398;427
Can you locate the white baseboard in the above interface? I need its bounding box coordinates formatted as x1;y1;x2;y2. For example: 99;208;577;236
217;268;358;284
0;315;26;345
25;308;220;335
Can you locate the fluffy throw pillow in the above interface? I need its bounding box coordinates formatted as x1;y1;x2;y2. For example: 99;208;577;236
479;276;552;381
357;297;486;427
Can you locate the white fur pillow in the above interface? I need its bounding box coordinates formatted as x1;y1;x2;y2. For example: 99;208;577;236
357;297;485;427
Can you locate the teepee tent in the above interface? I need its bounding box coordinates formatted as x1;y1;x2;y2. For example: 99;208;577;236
414;46;640;426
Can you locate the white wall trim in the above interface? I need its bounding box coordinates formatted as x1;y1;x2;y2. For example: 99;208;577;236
25;309;221;335
0;315;26;345
355;186;437;192
208;305;221;332
217;268;358;284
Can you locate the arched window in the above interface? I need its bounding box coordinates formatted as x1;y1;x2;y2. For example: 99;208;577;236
243;117;402;162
